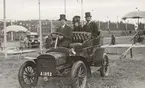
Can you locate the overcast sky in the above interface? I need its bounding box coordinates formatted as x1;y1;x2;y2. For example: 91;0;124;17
0;0;144;22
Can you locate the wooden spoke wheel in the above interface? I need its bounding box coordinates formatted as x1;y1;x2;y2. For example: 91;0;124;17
18;61;38;88
71;61;87;88
100;54;109;77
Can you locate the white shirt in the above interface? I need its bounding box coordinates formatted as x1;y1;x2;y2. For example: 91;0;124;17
61;24;66;28
86;20;92;25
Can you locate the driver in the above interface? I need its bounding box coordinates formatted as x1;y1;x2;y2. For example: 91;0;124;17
55;14;73;47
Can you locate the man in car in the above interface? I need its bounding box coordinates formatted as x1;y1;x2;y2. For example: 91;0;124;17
55;14;73;48
83;12;100;46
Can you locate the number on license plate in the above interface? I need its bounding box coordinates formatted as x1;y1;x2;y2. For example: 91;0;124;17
40;72;52;76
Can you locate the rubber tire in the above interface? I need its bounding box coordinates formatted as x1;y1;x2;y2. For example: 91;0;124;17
100;54;109;77
18;61;38;88
71;61;87;88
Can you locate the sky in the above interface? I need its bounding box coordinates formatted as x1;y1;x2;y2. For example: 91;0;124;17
0;0;145;22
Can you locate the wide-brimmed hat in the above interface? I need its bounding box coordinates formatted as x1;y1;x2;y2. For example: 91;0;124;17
73;15;81;23
59;14;67;21
85;12;92;18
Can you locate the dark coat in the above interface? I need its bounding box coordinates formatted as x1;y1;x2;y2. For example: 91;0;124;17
56;25;72;47
83;21;100;46
83;21;99;38
73;25;82;31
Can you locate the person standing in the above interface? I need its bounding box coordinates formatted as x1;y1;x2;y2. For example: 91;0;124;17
55;14;72;47
23;36;28;48
110;34;116;45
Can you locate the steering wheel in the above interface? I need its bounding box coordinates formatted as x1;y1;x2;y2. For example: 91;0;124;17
50;32;66;40
50;32;67;48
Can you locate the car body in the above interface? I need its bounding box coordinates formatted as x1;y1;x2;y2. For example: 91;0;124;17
18;32;109;88
27;32;40;48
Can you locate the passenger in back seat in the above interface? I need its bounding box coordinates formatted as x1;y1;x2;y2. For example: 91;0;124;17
72;15;82;32
83;12;100;46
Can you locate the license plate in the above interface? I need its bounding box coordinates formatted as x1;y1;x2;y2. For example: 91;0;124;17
40;72;52;76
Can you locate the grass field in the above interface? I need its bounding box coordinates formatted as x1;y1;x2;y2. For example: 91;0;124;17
0;37;145;88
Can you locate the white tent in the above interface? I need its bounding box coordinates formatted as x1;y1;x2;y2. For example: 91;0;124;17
2;25;28;41
122;11;145;20
2;25;28;33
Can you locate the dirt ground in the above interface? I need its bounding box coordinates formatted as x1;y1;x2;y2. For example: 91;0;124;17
0;36;145;88
0;47;145;88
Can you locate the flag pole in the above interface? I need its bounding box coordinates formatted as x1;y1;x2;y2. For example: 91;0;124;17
107;16;109;29
3;0;7;58
38;0;42;52
116;16;119;29
125;20;128;35
98;20;100;30
81;0;84;26
64;0;66;15
136;7;139;30
107;16;111;35
50;20;53;33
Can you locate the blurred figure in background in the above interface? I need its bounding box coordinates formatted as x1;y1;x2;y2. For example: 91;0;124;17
110;34;116;45
134;23;138;32
24;36;28;48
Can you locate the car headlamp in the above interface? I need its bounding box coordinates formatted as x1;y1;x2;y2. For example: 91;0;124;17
69;48;76;56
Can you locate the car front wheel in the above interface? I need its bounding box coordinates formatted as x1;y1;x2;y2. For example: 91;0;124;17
18;61;38;88
71;61;87;88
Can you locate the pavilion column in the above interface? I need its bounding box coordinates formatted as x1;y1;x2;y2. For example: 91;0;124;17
125;20;128;35
11;31;13;41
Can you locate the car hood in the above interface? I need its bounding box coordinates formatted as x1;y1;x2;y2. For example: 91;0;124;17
47;52;66;59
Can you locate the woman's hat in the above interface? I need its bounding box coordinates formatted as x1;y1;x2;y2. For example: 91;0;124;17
59;14;67;21
73;15;81;23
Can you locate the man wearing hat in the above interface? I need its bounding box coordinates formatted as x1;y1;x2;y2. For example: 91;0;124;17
83;12;102;62
83;12;100;46
72;15;82;31
55;14;72;47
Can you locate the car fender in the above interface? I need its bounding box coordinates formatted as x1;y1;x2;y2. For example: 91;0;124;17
24;56;36;60
23;56;37;63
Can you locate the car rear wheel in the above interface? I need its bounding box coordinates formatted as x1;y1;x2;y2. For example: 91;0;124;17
71;61;87;88
18;61;38;88
100;54;109;77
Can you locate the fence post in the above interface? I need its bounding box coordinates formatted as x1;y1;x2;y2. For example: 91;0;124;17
130;48;133;58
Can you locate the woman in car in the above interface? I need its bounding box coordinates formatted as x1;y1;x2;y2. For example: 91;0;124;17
72;15;82;31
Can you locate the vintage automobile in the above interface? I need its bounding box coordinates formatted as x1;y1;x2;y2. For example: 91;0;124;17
27;32;40;48
18;32;109;88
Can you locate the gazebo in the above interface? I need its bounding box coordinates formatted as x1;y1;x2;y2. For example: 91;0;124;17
2;25;28;41
1;25;28;49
